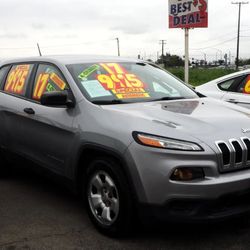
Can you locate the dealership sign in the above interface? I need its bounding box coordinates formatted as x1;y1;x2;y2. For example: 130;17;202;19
169;0;208;29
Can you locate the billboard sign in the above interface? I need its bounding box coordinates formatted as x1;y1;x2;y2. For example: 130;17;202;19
169;0;208;29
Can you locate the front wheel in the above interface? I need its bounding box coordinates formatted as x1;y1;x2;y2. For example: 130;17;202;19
85;158;133;236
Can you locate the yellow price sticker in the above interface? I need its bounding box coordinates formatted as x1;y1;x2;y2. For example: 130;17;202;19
244;79;250;94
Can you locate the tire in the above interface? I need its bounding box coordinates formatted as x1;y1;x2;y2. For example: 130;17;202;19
84;157;133;237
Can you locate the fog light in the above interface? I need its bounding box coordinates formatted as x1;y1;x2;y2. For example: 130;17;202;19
171;167;204;181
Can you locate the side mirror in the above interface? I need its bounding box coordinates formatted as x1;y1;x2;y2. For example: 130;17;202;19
41;91;74;108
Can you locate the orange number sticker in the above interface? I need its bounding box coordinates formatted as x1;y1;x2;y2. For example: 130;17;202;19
244;76;250;94
33;73;50;100
125;74;143;88
100;63;124;74
5;65;30;95
98;63;145;90
50;73;66;90
96;63;150;99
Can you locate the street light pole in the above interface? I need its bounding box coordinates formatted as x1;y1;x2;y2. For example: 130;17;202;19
210;48;222;62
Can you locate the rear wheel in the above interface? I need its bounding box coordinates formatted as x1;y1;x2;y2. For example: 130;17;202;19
85;157;133;236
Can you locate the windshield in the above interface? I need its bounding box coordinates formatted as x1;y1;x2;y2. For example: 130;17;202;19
67;62;198;104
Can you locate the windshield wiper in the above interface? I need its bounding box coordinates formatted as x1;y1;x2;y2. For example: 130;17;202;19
92;99;124;105
150;97;185;102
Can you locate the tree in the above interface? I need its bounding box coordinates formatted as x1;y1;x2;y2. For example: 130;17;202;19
157;53;185;68
238;58;250;66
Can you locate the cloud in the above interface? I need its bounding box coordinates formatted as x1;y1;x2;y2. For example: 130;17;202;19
0;33;28;39
45;34;78;39
32;23;46;30
111;22;152;35
0;0;248;60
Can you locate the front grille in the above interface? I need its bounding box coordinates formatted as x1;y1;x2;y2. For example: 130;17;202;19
217;142;230;166
216;138;250;172
243;138;250;161
231;140;242;163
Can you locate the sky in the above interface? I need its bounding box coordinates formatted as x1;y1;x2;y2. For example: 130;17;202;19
0;0;249;62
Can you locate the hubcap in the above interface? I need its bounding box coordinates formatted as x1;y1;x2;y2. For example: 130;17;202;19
88;171;119;226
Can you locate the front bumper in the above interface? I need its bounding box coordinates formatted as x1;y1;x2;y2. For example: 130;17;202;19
125;141;250;219
139;187;250;222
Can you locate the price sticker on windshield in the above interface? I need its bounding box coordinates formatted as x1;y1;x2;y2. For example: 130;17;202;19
97;63;150;99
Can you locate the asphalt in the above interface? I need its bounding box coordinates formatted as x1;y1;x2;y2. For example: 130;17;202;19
1;170;250;250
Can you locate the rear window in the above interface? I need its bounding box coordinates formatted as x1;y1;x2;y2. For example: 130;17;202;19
4;64;34;96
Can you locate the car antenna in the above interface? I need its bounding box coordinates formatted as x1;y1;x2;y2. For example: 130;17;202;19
37;42;42;56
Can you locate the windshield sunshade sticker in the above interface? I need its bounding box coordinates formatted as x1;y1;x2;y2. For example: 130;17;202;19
46;83;56;92
50;73;66;90
97;63;150;99
78;64;100;80
81;80;112;98
5;65;30;94
33;73;50;100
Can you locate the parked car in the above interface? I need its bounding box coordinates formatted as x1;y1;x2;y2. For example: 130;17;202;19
243;65;250;70
196;70;250;109
1;56;250;236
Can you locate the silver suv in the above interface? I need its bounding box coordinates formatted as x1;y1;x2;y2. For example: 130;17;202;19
1;55;250;236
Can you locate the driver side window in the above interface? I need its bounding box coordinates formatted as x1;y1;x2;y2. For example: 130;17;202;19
32;64;68;101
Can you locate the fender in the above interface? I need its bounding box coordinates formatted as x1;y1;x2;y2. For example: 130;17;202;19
70;142;144;203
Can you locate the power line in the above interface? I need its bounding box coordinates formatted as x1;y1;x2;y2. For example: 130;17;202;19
191;30;237;46
190;37;237;50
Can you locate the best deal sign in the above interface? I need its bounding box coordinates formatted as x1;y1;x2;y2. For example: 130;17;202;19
169;0;208;28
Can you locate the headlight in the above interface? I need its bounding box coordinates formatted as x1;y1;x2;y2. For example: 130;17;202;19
133;132;203;151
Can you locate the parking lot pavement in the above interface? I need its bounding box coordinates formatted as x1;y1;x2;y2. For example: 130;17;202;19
1;171;250;250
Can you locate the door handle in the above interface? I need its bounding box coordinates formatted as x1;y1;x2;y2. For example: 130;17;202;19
24;108;35;115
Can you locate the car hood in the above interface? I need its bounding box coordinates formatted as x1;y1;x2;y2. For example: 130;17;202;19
101;98;250;145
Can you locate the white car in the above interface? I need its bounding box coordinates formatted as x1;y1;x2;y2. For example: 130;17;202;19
196;70;250;109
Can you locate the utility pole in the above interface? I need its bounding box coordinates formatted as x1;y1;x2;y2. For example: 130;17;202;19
116;38;120;56
232;1;249;70
37;43;42;56
204;53;207;65
184;28;189;83
159;40;167;64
